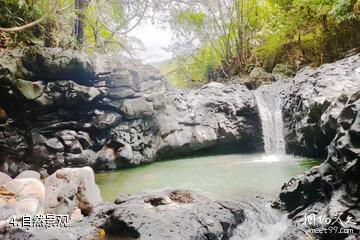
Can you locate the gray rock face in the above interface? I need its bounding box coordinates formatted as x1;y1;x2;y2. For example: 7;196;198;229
0;47;168;175
156;83;263;157
275;90;360;239
90;189;245;240
120;97;154;119
0;47;262;176
280;54;360;157
0;124;29;176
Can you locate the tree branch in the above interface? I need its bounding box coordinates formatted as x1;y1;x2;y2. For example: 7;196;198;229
96;0;148;35
0;14;49;32
0;0;69;33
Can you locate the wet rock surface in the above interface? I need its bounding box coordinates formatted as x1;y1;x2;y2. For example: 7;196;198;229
0;168;246;240
91;189;245;240
0;47;262;176
280;54;360;157
276;90;360;239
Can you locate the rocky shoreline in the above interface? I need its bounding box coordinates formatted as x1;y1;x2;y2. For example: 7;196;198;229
275;89;360;239
1;47;358;176
0;167;246;240
0;47;360;239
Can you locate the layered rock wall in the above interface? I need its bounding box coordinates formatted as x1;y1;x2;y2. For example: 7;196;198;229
280;54;360;157
277;86;360;239
0;47;262;176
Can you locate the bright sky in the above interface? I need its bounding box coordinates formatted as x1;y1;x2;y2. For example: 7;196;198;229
129;21;173;64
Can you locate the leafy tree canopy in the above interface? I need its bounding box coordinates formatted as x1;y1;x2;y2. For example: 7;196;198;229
1;0;360;86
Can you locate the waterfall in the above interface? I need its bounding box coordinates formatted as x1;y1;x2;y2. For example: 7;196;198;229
254;90;286;155
231;202;290;240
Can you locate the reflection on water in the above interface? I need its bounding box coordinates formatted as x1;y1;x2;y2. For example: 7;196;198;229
96;153;320;202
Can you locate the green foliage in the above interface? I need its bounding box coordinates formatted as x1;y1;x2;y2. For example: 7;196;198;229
0;0;78;48
255;33;286;72
189;46;221;81
154;58;192;88
0;0;43;47
165;0;360;86
0;0;142;52
1;0;360;87
155;45;220;87
330;0;357;23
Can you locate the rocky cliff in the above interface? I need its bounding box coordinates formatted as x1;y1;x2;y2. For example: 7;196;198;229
274;59;360;239
0;47;262;176
275;90;360;239
280;54;360;157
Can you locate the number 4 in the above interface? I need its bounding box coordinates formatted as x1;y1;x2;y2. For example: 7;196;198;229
8;216;18;227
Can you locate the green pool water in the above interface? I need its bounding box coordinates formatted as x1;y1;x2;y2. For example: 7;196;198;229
95;153;320;202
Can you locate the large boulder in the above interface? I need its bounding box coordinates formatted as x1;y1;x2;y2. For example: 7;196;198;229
44;167;102;215
90;189;245;240
281;53;360;157
15;170;40;180
0;188;246;240
275;90;360;239
155;83;263;158
0;168;101;240
2;178;45;202
22;48;95;82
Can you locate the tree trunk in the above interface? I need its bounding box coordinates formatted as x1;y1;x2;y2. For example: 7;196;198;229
74;0;88;46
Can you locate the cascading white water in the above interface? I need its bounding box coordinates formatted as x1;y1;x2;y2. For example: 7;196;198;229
231;202;290;240
254;90;286;155
228;92;289;240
